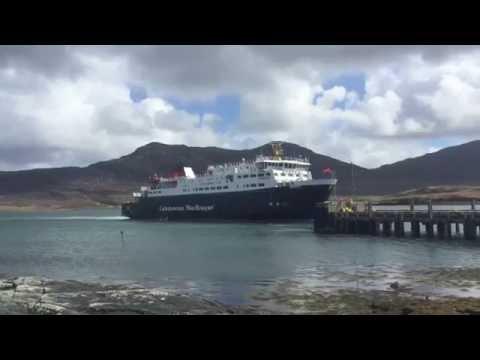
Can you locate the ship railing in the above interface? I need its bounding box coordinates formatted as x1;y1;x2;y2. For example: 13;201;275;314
255;155;310;163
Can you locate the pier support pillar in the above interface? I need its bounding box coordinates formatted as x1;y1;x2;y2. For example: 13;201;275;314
336;217;343;233
411;221;420;238
334;217;341;233
455;222;460;236
369;220;379;236
347;219;355;234
394;219;405;237
464;218;476;241
340;218;348;234
313;203;334;234
358;220;367;235
426;222;434;239
437;222;446;239
446;222;452;239
382;221;391;237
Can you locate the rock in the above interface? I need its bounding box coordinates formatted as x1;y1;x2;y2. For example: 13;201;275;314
32;303;68;315
401;307;414;315
389;282;400;290
370;302;391;312
0;280;16;291
457;308;480;315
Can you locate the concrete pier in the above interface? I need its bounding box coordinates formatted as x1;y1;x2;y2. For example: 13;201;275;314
314;200;480;241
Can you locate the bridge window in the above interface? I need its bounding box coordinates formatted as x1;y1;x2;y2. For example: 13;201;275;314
251;184;257;187
243;175;249;178
217;186;222;190
259;183;265;187
251;174;256;177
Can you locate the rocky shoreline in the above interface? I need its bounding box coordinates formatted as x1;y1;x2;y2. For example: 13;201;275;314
2;276;480;315
0;276;273;315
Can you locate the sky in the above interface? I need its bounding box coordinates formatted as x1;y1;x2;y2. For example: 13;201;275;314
1;45;480;171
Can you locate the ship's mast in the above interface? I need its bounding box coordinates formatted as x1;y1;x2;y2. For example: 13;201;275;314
271;141;284;160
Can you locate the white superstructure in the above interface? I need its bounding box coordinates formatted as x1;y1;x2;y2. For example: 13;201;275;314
133;143;336;199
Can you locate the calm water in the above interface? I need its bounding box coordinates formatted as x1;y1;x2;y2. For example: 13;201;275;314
1;208;480;305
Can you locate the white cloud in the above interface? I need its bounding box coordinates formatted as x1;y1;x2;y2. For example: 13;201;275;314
2;45;480;170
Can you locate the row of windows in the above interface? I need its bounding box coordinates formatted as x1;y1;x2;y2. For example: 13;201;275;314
181;183;266;192
237;172;270;179
182;186;230;192
277;172;303;177
244;183;265;188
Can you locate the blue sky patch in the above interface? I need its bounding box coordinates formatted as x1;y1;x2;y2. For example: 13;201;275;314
129;85;148;103
166;95;241;132
324;72;366;99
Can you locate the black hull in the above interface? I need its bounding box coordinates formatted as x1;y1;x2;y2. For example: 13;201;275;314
122;183;334;221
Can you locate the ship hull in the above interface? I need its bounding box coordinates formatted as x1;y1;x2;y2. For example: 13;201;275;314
121;182;334;221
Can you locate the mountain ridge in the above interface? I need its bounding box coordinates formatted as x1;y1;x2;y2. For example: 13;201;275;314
1;139;480;208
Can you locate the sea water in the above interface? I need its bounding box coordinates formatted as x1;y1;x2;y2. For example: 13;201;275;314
1;207;480;305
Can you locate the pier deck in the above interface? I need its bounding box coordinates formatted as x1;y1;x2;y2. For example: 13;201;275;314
313;200;480;240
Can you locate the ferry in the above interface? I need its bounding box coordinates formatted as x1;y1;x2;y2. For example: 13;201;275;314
121;142;337;220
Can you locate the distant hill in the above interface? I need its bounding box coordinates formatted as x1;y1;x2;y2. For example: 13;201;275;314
1;140;480;208
357;140;480;195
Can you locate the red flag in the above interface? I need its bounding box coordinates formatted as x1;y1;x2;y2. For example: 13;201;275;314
322;167;333;175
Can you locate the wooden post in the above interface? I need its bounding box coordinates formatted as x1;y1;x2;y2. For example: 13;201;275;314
428;200;433;220
471;199;476;211
367;202;372;218
455;222;460;236
410;200;415;212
